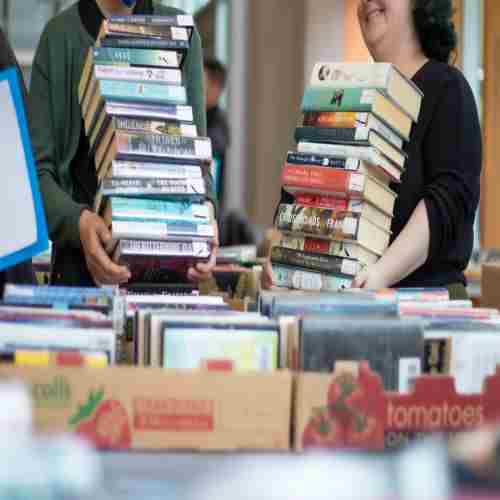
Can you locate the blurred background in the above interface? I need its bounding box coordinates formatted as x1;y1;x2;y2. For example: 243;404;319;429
1;0;494;257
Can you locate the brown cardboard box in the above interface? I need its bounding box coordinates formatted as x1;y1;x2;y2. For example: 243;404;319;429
481;263;500;309
0;367;292;451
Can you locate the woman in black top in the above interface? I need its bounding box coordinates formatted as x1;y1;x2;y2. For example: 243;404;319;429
263;0;481;299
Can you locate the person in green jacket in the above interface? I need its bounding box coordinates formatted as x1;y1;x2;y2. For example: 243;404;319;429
29;0;218;286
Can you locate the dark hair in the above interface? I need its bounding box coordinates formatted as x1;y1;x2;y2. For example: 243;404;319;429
412;0;457;63
204;57;227;90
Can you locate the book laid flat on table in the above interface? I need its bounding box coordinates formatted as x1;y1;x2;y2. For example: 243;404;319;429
281;165;397;217
302;86;413;141
276;203;391;256
0;68;48;271
310;62;423;122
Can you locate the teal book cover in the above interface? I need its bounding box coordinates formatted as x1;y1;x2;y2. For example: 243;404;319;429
100;80;187;105
302;86;382;113
93;47;181;69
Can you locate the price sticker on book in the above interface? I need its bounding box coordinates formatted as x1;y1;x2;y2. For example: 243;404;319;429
360;89;376;105
345;158;360;171
348;173;364;192
292;270;322;291
341;259;359;276
194;140;212;159
176;15;194;26
171;27;189;41
342;216;358;236
354;127;370;141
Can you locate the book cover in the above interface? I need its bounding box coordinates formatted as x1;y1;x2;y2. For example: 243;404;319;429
109;197;209;221
0;68;49;271
271;246;360;276
300;317;424;391
162;327;278;371
93;65;183;86
99;80;187;105
271;263;353;292
93;47;182;69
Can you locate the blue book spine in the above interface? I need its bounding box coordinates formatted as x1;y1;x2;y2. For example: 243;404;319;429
111;197;209;221
93;47;181;69
100;80;187;105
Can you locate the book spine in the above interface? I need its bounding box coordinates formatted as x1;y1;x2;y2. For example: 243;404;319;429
278;233;359;259
276;204;360;241
93;47;180;69
101;37;189;51
113;117;197;137
105;22;190;40
282;164;365;197
303;111;367;128
105;102;194;122
111;161;202;179
302;87;379;113
112;219;214;240
111;196;209;220
294;193;350;210
94;65;182;85
271;246;359;276
117;134;212;161
100;80;187;105
103;178;206;196
286;151;354;169
310;62;389;87
295;126;368;144
271;263;352;292
119;239;211;257
109;14;194;27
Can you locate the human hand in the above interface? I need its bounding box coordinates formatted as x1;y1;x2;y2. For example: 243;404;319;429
351;264;390;290
79;209;131;286
261;258;274;290
187;220;219;283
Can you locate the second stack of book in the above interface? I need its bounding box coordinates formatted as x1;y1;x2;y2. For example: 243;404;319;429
78;13;214;282
271;62;423;292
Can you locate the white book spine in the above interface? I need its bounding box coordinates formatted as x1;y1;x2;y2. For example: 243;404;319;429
94;65;182;85
310;62;391;87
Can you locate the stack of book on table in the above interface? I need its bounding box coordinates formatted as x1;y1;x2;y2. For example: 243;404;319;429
0;284;121;366
271;62;423;292
78;13;214;283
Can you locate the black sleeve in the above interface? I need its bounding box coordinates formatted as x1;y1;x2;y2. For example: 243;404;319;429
422;71;481;262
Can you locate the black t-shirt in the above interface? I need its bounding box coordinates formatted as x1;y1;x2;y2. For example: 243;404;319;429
278;60;482;288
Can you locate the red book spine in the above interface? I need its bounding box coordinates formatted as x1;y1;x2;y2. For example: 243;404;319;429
296;193;349;210
282;164;352;196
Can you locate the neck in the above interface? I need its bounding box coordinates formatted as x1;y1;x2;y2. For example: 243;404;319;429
96;0;134;18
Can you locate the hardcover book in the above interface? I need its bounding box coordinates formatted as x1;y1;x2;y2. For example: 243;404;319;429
301;86;413;141
309;62;423;122
300;112;404;149
286;150;400;183
300;317;425;391
276;203;391;256
271;246;361;276
278;233;379;267
282;165;396;217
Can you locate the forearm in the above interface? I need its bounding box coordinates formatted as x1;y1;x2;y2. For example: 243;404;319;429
374;200;430;287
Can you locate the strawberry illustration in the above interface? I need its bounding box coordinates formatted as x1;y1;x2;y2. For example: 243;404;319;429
93;399;131;449
69;390;131;450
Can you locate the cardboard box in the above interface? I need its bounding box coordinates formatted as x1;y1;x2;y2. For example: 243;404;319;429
481;263;500;309
0;367;292;451
294;362;500;452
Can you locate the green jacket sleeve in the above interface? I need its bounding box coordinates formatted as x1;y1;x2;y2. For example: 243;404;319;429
28;27;86;249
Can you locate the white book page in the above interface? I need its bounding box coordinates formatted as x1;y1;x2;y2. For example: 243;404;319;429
0;80;36;257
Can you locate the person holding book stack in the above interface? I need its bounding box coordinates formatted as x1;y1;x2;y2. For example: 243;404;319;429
29;0;218;287
263;0;481;300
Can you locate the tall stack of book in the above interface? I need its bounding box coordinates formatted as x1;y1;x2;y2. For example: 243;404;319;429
272;62;423;292
78;14;214;282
